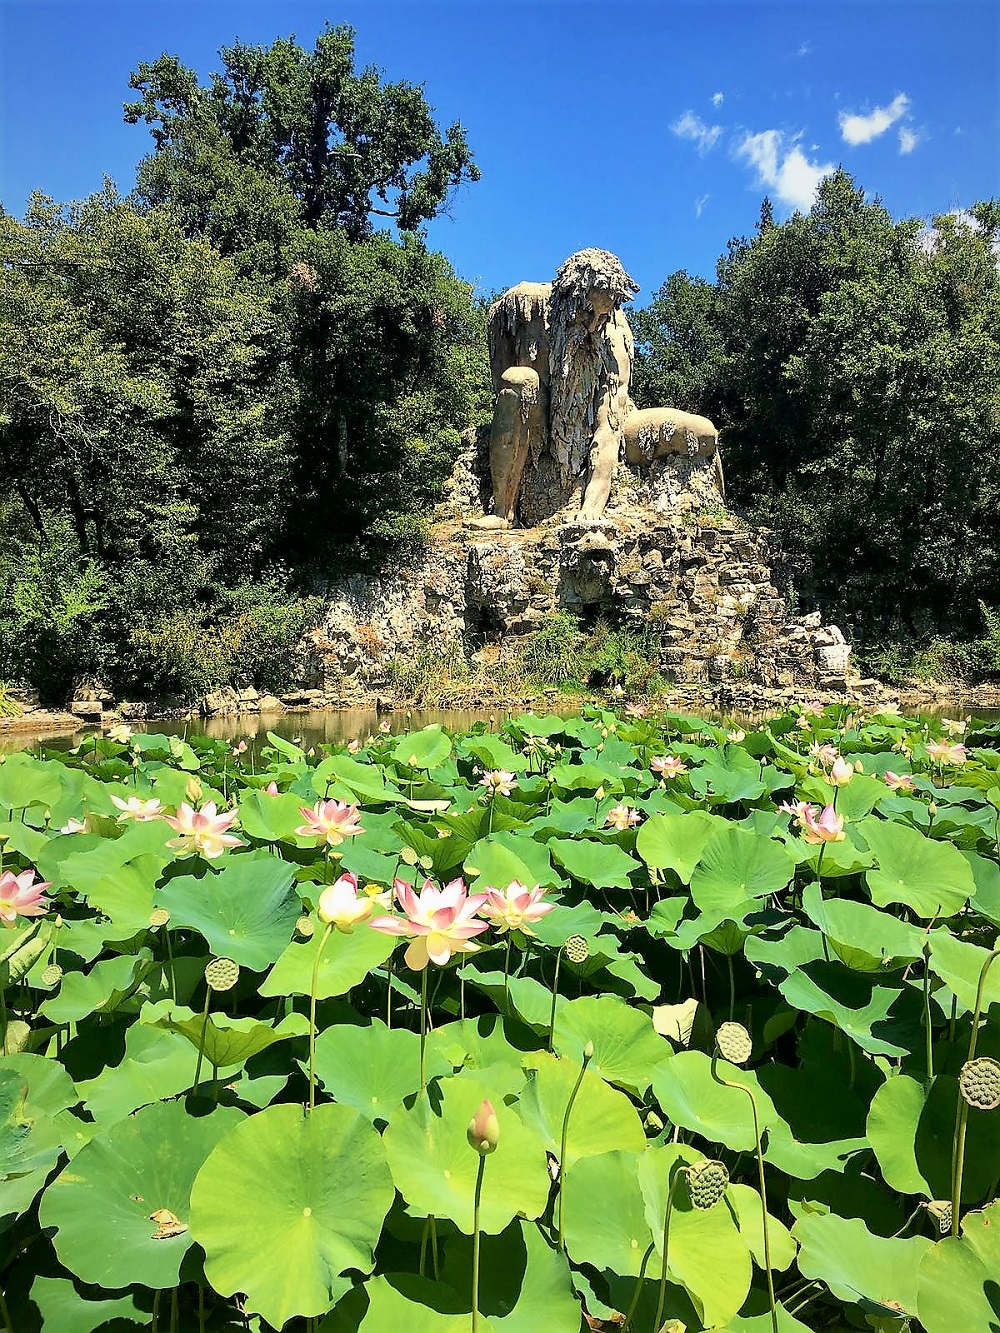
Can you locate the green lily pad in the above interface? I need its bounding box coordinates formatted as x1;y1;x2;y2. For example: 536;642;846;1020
190;1102;393;1328
801;884;925;972
635;810;722;881
393;727;453;771
927;929;1000;1014
156;853;299;970
689;826;794;915
552;995;669;1095
651;1051;779;1152
439;1218;581;1332
27;1274;144;1333
142;1000;308;1072
261;916;396;999
916;1201;1000;1333
793;1211;931;1319
384;1075;549;1233
859;817;974;917
549;838;640;889
464;831;561;892
312;1021;451;1121
39;1101;242;1289
517;1052;645;1168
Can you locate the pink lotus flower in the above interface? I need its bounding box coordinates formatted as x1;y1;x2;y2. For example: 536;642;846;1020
625;703;648;719
808;742;839;768
481;880;554;935
829;757;855;787
801;701;825;717
163;802;244;859
378;720;392;734
605;804;642;831
926;740;967;766
0;869;51;928
796;714;812;730
347;739;361;754
651;755;687;779
110;794;163;822
369;876;489;970
231;740;248;757
480;770;516;798
264;781;280;796
778;800;819;829
884;771;915;792
295;799;364;847
801;804;845;845
317;872;373;933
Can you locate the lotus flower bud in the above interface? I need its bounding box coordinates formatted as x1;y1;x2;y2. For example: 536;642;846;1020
583;1040;594;1062
928;802;938;817
959;1056;1000;1111
467;1099;500;1154
716;1021;752;1065
829;757;854;787
686;1158;730;1210
854;759;864;773
185;776;203;804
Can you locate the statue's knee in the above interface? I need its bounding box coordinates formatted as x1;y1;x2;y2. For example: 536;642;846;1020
500;366;540;394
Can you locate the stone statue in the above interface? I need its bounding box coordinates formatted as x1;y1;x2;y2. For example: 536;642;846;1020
484;248;723;526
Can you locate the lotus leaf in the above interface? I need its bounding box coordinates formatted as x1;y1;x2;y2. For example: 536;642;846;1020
39;1101;242;1289
383;1075;550;1233
793;1211;931;1319
155;853;299;969
190;1102;392;1327
859;816;974;916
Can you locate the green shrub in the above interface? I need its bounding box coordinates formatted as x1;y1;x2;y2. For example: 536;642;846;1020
520;613;584;686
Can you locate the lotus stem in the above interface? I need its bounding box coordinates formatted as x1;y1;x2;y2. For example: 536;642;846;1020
192;986;213;1094
198;1284;206;1333
711;1056;778;1333
308;923;334;1112
471;1152;486;1332
726;953;735;1021
0;1283;12;1333
420;964;429;1093
621;1239;655;1331
922;942;934;1083
170;1287;178;1333
950;942;1000;1235
652;1169;683;1333
557;1042;592;1251
548;946;563;1053
151;1289;161;1333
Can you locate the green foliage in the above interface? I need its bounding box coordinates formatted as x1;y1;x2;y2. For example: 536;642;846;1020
635;173;1000;648
3;702;998;1328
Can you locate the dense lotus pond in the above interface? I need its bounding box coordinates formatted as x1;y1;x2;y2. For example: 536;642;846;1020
1;702;999;1331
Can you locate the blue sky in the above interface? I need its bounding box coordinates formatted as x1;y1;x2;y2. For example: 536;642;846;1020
1;1;996;303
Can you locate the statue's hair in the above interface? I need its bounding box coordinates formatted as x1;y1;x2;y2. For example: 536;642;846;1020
550;249;639;312
547;250;637;488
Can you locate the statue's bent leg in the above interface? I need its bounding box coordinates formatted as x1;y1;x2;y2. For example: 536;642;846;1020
577;422;619;520
489;367;543;524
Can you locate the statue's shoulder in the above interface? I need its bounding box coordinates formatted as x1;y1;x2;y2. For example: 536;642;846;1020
489;281;552;322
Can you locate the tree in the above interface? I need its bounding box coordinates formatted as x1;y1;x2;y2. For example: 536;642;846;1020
124;25;480;257
635;171;1000;645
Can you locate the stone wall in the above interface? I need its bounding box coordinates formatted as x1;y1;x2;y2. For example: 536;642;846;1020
311;508;853;699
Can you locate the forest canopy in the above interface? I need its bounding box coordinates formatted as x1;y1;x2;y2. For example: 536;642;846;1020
1;24;997;703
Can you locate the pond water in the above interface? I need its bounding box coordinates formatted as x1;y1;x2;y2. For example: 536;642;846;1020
6;699;999;756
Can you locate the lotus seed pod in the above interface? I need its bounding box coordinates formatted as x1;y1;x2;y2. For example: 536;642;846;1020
296;915;315;938
925;1200;953;1234
716;1021;753;1066
41;963;63;988
959;1056;1000;1110
149;907;171;928
686;1158;730;1210
205;957;240;992
565;935;590;964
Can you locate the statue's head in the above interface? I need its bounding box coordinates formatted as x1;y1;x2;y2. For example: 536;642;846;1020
552;250;639;331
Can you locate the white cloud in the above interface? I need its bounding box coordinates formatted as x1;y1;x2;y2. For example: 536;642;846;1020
671;111;723;155
898;127;920;154
838;93;910;146
695;193;710;218
796;42;812;57
712;92;724;107
736;129;835;212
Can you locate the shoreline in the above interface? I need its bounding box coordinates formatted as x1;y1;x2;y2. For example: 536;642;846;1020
5;677;1000;744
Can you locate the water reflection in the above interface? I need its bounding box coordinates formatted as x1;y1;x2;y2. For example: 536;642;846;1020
6;699;998;757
